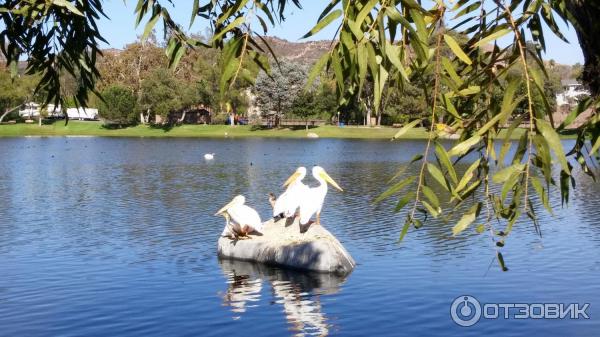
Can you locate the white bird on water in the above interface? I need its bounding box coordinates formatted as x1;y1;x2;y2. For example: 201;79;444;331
204;153;215;160
273;167;309;219
215;195;263;239
299;166;343;226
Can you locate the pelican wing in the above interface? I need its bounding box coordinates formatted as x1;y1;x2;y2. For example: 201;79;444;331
299;188;325;225
274;182;310;218
228;204;263;232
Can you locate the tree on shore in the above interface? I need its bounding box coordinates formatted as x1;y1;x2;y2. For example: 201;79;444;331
254;61;307;127
99;85;137;126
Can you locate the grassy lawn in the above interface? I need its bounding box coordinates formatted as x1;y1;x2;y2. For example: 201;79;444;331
0;121;432;139
0;121;540;140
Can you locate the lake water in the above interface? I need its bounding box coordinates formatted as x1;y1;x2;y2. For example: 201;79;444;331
0;137;599;336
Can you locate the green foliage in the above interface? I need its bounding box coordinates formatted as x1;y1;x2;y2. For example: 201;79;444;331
140;69;188;118
99;85;137;125
0;69;38;113
0;0;105;108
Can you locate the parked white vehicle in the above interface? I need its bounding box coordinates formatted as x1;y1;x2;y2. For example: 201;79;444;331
18;103;98;120
19;102;62;118
66;107;98;120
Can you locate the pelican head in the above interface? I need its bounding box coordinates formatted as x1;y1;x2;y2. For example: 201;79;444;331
312;166;343;191
215;195;245;216
283;166;307;188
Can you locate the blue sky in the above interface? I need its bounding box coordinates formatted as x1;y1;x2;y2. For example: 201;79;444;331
97;1;584;65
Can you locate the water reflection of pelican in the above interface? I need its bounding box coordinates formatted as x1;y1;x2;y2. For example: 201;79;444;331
220;262;263;320
219;259;349;336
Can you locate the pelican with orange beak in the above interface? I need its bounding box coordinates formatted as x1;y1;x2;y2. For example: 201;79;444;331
299;166;343;226
273;167;309;220
215;195;263;239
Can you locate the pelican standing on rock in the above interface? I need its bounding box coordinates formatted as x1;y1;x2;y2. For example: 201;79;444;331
299;166;343;226
215;195;263;239
273;167;309;220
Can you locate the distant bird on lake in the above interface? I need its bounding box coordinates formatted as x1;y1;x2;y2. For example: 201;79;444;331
215;195;263;239
204;153;215;160
299;166;343;226
273;167;309;220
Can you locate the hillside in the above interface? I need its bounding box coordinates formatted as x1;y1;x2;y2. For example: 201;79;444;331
257;36;332;65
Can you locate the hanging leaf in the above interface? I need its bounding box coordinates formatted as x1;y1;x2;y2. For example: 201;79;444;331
473;28;511;48
448;135;481;157
374;176;416;203
302;9;342;38
392;119;422;140
453;203;481;236
492;163;525;184
443;34;472;65
536;119;570;174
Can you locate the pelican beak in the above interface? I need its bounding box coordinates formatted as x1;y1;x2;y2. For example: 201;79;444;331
283;171;301;187
320;171;343;191
215;200;235;216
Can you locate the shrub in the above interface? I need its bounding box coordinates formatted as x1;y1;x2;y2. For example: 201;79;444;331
99;85;137;125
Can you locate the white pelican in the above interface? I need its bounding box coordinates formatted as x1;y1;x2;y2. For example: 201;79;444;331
204;153;215;160
273;167;309;219
299;166;343;226
215;195;263;238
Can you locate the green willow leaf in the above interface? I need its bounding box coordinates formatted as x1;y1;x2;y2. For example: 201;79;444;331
395;192;416;213
142;11;161;41
211;16;245;42
492;163;525;184
392;119;421;140
189;0;199;28
305;52;330;90
591;137;600;156
374;176;416;203
473;28;511;48
435;143;458;184
497;252;509;271
52;0;83;16
422;185;440;210
302;9;341;39
427;163;448;191
536;119;571;174
355;0;378;27
448;135;481;157
453;203;480;236
530;176;553;215
455;159;481;194
422;200;440;218
398;216;412;243
443;34;472;65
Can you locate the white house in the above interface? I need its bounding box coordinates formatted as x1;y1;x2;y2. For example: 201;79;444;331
556;80;590;107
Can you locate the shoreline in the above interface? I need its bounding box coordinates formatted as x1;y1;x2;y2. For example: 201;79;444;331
0;120;543;140
0;121;428;140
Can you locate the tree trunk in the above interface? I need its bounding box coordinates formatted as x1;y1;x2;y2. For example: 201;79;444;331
365;96;372;127
179;110;187;123
564;1;600;97
0;105;21;123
